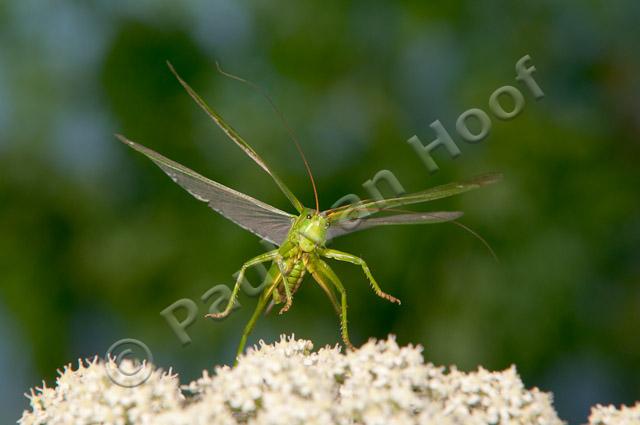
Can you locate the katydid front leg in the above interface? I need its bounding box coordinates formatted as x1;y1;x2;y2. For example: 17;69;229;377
275;255;294;315
321;248;401;305
206;250;279;319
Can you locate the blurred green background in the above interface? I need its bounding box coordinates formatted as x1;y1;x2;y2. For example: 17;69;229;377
1;1;639;423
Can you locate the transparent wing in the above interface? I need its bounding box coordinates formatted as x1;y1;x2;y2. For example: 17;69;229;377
167;62;304;213
118;135;295;245
326;211;463;241
326;173;502;223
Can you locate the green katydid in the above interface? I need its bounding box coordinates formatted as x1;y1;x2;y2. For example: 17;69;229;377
117;62;502;363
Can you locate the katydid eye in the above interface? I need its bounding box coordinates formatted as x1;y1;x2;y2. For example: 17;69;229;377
306;214;312;219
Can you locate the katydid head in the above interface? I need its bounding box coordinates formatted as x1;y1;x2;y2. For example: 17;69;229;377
296;209;329;252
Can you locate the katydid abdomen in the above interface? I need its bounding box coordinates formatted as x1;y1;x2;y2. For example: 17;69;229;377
273;249;307;307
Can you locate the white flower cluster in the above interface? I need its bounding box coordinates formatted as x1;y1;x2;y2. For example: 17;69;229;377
588;402;640;425
19;357;183;425
19;335;629;425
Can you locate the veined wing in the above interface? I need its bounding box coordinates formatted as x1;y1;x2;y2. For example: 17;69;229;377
117;135;295;245
326;173;502;223
326;211;462;241
166;62;304;213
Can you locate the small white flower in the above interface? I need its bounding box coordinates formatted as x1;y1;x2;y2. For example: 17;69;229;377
588;402;640;425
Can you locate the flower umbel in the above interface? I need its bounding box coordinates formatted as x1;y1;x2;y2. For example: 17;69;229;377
19;335;633;425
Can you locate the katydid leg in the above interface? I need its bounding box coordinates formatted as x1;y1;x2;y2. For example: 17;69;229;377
308;261;340;315
278;275;294;315
321;248;401;305
316;260;355;350
274;242;299;313
206;250;279;319
234;269;282;364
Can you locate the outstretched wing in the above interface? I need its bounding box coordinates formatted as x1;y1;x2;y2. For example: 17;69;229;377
166;62;304;213
118;135;295;245
325;173;502;223
326;211;462;241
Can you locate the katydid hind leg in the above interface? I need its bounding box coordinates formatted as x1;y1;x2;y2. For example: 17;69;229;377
234;271;282;365
234;291;269;365
309;267;340;316
316;260;355;351
321;248;401;305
